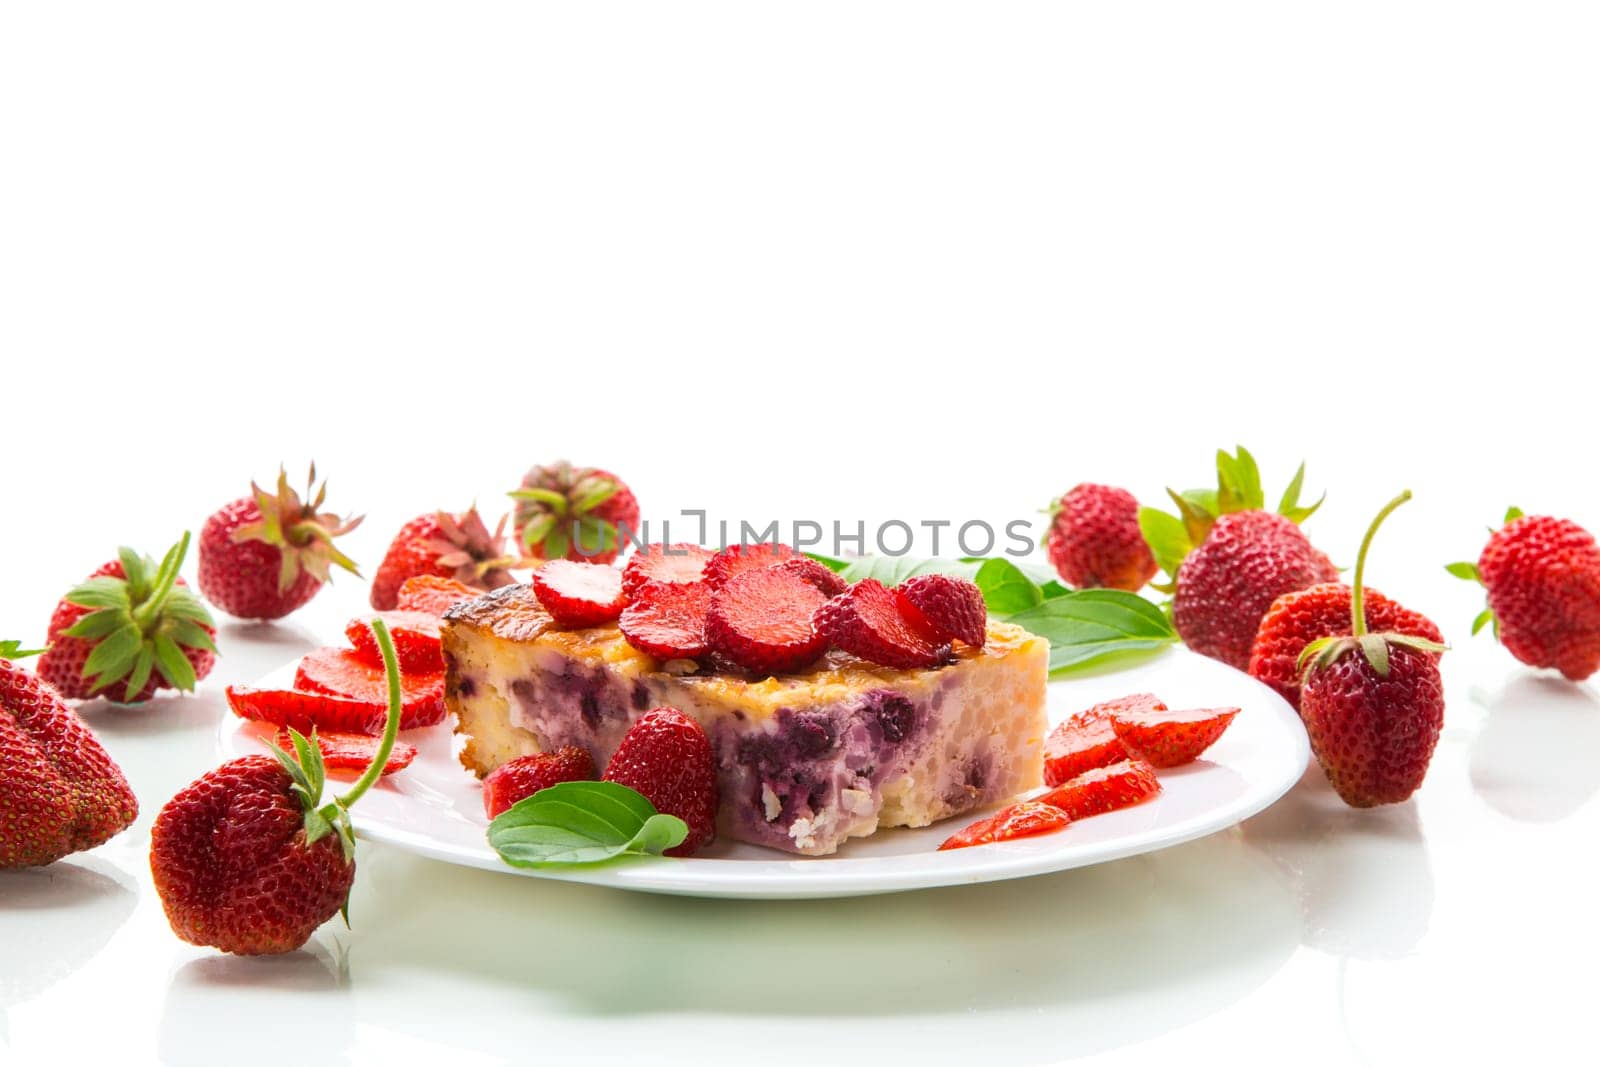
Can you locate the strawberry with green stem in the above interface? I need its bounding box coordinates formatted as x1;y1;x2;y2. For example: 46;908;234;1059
510;461;640;564
1298;492;1449;808
150;619;405;955
38;533;218;703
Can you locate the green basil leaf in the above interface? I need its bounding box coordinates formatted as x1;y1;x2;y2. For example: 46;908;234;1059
488;781;689;868
1006;589;1178;674
971;558;1044;615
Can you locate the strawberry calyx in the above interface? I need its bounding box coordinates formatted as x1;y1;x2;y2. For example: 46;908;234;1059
425;507;526;588
1139;446;1325;592
509;461;626;560
231;464;363;593
61;532;219;699
1299;491;1448;679
0;640;45;660
265;618;405;869
1445;506;1527;638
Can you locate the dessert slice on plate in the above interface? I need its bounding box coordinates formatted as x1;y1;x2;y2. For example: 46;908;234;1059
443;585;1048;856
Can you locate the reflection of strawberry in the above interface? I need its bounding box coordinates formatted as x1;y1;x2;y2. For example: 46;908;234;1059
1046;484;1158;592
1451;511;1600;681
38;534;217;703
370;507;520;611
198;466;362;620
1173;511;1338;670
938;800;1070;850
603;707;717;856
483;747;596;818
1299;493;1447;807
2;642;139;868
1037;759;1161;820
707;567;830;674
511;461;640;565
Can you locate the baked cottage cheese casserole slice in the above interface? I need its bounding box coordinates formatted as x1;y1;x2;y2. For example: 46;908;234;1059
444;584;1049;856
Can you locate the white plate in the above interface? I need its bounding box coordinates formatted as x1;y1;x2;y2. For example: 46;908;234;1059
218;646;1308;899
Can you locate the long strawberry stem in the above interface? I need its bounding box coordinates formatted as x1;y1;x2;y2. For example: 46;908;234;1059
1351;491;1412;637
335;617;402;811
131;531;190;632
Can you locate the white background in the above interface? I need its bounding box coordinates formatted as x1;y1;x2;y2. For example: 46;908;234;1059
2;3;1597;1065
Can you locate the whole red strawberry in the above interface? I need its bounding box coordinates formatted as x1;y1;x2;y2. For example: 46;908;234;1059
1450;510;1600;681
37;534;218;703
2;642;139;868
1299;492;1448;807
1250;583;1443;710
602;706;717;856
482;746;596;818
1173;510;1339;670
199;465;361;620
510;461;640;565
369;506;521;610
1046;484;1158;592
151;620;407;954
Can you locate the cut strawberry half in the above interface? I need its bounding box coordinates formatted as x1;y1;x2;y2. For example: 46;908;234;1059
395;575;483;616
897;574;987;648
705;567;830;674
293;647;446;729
776;557;849;597
531;560;628;629
619;580;713;660
703;542;800;588
1042;693;1162;786
938;800;1071;851
1036;759;1161;820
482;746;597;818
345;611;444;672
814;578;950;670
1109;706;1239;768
275;728;417;775
227;685;389;736
622;543;714;598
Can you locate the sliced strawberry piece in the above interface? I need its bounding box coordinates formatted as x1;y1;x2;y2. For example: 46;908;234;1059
776;557;849;597
275;728;417;775
293;647;447;729
1036;759;1161;819
345;611;444;672
619;581;713;660
1042;693;1162;786
706;567;829;674
395;575;483;616
938;800;1071;851
1109;706;1239;767
814;579;950;669
897;574;988;647
482;746;597;818
703;542;800;588
622;543;714;598
227;685;388;735
531;560;628;629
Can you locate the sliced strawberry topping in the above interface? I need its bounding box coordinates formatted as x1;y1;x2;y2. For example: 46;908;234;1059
345;611;444;672
227;685;388;736
938;800;1071;850
1042;693;1162;786
1109;706;1239;768
706;567;829;674
293;647;446;729
897;574;988;647
482;746;597;818
395;575;483;616
619;581;713;660
703;542;800;588
814;579;950;670
1036;759;1161;820
622;543;714;598
776;557;850;597
530;560;628;629
275;728;417;775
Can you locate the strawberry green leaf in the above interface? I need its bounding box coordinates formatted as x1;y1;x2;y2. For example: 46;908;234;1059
1504;506;1525;524
0;640;46;660
167;619;218;653
65;577;133;611
152;634;197;692
488;781;689;867
82;626;141;689
1138;507;1191;578
1166;489;1218;546
569;478;620;515
1216;446;1264;513
1472;608;1496;635
62;608;132;640
123;647;156;702
509;488;571;514
1444;561;1481;582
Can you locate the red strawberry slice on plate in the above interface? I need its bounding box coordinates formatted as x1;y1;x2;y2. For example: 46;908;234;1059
938;800;1071;850
1037;759;1161;820
293;647;446;729
227;685;389;736
1109;706;1239;767
345;611;444;672
274;728;417;775
1043;693;1162;786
